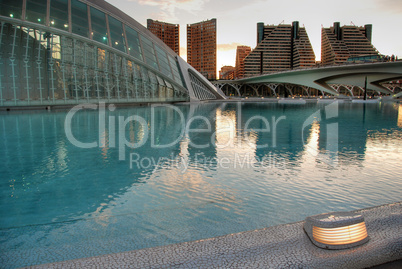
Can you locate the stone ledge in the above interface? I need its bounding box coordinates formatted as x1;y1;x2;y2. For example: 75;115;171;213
28;202;402;269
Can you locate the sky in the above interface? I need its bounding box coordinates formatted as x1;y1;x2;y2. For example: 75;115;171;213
107;0;402;72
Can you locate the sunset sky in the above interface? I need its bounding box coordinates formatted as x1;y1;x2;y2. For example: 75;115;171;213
107;0;402;71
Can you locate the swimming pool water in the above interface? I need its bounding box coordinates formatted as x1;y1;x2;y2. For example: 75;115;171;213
1;101;401;268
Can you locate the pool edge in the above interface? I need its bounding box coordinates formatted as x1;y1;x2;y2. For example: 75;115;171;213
25;202;402;269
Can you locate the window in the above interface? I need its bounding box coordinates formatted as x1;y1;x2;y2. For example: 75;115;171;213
25;0;46;24
155;45;172;79
90;7;108;45
125;26;143;61
168;55;181;83
108;15;126;53
0;0;23;19
71;0;89;38
50;0;69;31
140;35;158;70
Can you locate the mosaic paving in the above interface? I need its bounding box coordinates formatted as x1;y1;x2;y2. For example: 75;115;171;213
25;202;401;269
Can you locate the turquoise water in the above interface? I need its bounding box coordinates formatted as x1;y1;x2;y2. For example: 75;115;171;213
1;101;401;268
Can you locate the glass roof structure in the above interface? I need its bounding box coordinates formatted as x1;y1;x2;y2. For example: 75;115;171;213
0;0;224;107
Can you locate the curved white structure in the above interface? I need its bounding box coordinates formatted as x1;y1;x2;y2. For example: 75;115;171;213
0;0;225;108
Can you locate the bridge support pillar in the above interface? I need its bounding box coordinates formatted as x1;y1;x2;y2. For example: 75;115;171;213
285;85;294;97
250;84;260;96
231;84;242;97
301;86;310;97
264;83;279;97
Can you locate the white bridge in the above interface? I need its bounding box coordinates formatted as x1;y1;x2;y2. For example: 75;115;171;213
213;61;402;98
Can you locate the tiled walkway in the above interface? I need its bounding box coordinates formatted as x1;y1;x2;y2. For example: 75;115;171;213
28;202;401;269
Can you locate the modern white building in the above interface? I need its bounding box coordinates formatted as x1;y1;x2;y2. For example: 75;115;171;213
0;0;224;108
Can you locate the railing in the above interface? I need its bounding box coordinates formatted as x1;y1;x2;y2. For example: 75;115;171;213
216;60;401;82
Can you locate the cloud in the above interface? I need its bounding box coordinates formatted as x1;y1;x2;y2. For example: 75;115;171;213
374;0;402;13
135;0;210;21
217;42;244;51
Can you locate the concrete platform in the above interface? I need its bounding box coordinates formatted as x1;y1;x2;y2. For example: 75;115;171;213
370;259;402;269
27;202;401;269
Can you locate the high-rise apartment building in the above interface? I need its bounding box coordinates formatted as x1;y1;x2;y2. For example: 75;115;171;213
219;66;235;80
235;46;251;79
321;22;379;65
147;19;180;55
244;21;316;77
187;19;217;80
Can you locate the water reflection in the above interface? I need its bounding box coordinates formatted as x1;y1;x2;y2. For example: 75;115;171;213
0;102;401;251
215;107;237;149
100;129;110;160
303;121;320;160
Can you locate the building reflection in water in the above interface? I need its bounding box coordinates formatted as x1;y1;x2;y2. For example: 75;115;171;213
215;107;237;149
1;102;402;268
0;102;401;229
100;129;110;160
303;121;321;159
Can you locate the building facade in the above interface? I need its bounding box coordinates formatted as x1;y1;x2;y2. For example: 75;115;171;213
0;0;223;108
187;19;217;80
244;21;316;77
234;45;251;79
147;19;180;55
321;22;380;66
219;66;235;80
